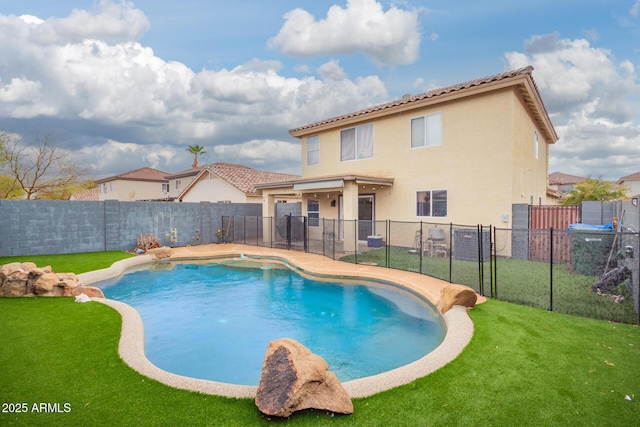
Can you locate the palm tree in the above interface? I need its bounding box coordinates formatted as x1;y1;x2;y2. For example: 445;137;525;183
186;145;206;168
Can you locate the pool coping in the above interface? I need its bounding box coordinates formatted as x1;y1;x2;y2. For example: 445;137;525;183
80;244;480;399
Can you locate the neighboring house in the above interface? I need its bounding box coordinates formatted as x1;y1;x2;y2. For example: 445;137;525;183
69;187;99;201
95;167;170;201
177;162;301;203
165;166;204;200
549;172;587;195
257;66;558;246
617;171;640;196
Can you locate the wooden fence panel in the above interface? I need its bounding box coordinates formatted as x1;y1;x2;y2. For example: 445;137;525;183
529;205;580;264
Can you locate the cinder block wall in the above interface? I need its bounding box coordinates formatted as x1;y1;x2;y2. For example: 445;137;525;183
0;200;261;256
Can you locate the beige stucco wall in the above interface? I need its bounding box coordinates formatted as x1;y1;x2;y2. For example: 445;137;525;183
299;87;550;228
621;180;640;197
98;179;168;201
168;176;197;199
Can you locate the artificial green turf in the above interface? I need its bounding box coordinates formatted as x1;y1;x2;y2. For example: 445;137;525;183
342;247;639;324
0;251;135;274
1;297;638;426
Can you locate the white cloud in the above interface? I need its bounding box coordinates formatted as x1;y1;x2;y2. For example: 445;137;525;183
268;0;421;66
0;1;391;178
317;59;347;81
25;0;149;45
631;1;640;17
505;33;640;179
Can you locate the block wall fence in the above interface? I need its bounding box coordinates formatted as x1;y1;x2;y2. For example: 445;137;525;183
0;200;261;257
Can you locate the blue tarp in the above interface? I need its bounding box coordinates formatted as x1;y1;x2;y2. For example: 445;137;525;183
568;223;614;231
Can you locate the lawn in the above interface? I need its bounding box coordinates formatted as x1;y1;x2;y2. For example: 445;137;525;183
341;247;639;324
0;251;135;275
1;250;639;425
0;297;639;426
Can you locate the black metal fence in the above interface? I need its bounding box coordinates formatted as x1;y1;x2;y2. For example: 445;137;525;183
220;216;640;324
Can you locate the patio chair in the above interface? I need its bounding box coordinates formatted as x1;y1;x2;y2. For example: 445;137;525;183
425;226;448;257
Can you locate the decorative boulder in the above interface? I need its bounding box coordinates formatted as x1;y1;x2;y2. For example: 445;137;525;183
63;285;104;299
0;262;100;298
147;246;173;259
438;284;478;314
255;338;353;418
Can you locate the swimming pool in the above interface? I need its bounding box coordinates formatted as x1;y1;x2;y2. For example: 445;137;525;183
99;257;446;386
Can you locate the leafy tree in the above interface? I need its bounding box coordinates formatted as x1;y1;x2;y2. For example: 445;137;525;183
561;178;627;205
38;179;96;200
0;131;88;200
186;144;206;168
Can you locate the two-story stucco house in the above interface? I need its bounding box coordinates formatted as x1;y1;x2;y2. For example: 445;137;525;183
177;162;301;203
257;67;558;247
96;167;171;201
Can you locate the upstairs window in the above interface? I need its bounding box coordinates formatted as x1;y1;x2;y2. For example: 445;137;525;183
411;112;442;148
341;123;373;161
162;183;169;194
416;190;447;217
534;130;539;159
175;180;182;189
307;136;319;166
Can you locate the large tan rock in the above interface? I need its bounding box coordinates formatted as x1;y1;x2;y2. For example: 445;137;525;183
63;285;104;299
438;284;478;314
56;273;80;288
33;272;59;295
147;246;173;259
255;338;353;418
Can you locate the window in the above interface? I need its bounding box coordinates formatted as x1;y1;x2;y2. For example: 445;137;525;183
307;136;319;166
341;123;373;161
416;190;447;217
307;199;320;227
162;183;169;194
175;180;182;189
102;183;107;193
534;130;539;159
411;112;442;148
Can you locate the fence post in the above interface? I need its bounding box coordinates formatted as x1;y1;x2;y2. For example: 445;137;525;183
419;221;423;274
354;220;358;264
386;220;390;268
304;216;308;252
492;225;497;299
550;227;554;312
477;224;484;296
449;222;453;283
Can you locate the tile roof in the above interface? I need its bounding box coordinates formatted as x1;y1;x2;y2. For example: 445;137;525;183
289;66;557;143
549;172;587;185
96;167;169;183
180;163;301;199
165;166;205;179
69;187;99;201
618;171;640;183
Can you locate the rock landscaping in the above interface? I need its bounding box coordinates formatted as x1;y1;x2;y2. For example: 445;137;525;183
0;262;104;298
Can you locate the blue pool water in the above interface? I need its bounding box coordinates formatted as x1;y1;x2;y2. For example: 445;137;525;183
100;259;446;385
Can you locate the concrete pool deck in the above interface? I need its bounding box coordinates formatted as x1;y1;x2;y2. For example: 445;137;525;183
81;243;484;399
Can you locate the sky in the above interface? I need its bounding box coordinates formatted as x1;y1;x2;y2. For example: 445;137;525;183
1;0;640;181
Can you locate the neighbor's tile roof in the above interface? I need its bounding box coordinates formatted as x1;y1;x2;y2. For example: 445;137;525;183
549;172;587;186
95;167;169;183
618;171;640;183
205;163;301;195
165;166;205;180
69;187;99;201
289;66;556;143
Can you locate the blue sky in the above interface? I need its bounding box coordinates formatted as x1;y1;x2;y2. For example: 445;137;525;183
1;0;640;181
